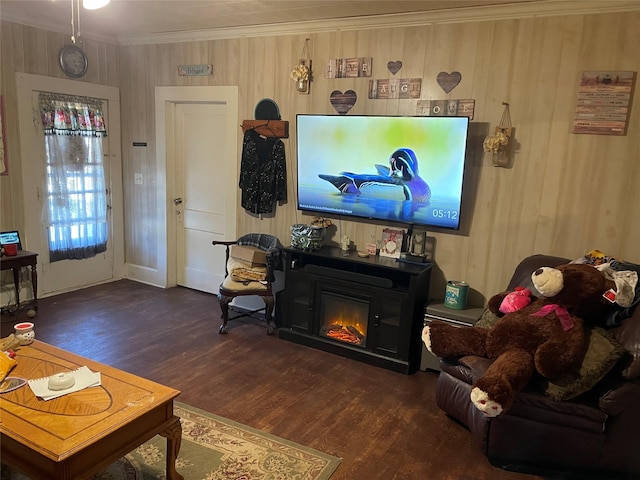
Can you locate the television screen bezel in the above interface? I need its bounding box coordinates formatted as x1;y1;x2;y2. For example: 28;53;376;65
295;113;471;231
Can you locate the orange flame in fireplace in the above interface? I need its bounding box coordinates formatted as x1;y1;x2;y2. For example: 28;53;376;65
325;312;366;345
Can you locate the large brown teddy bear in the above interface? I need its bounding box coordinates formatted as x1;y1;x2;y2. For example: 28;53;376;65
422;263;615;417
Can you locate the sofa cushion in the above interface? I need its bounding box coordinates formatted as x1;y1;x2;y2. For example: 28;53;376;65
506;388;608;434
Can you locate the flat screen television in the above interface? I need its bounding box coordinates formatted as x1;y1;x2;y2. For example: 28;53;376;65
296;114;470;230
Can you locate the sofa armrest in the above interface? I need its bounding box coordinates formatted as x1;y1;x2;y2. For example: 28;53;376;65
611;304;640;380
597;379;640;415
442;353;640;418
440;355;492;384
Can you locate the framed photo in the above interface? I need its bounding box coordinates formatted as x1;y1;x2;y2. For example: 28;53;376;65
0;95;7;176
380;228;404;259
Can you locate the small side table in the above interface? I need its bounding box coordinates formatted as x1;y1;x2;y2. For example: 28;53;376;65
0;250;38;312
420;302;484;371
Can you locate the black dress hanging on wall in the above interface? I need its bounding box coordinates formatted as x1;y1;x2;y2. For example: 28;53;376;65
239;129;287;214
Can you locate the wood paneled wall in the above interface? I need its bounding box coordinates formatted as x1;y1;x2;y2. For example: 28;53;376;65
0;22;119;240
2;10;639;304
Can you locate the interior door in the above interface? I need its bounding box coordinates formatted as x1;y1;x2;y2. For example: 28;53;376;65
174;103;234;293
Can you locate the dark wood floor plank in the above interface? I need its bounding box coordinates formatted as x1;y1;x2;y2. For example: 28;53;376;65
1;280;544;480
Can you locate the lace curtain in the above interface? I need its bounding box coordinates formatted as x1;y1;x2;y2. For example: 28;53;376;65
39;93;109;262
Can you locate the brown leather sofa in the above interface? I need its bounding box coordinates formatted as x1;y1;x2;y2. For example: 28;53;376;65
435;254;640;479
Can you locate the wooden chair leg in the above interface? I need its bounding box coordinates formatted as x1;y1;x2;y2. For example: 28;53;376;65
264;295;275;335
218;293;231;334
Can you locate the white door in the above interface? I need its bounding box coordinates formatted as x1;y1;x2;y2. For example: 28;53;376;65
174;103;236;293
41;131;115;293
16;74;124;297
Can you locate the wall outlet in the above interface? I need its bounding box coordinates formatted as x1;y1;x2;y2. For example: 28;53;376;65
134;173;143;185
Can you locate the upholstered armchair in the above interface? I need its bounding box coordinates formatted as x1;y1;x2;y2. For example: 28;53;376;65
433;254;640;479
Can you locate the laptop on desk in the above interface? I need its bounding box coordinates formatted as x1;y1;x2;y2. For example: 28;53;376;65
0;230;22;250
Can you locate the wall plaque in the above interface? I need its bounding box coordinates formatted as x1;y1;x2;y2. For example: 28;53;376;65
416;99;475;120
436;71;462;94
572;71;636;136
177;64;213;76
325;57;372;78
329;90;357;115
368;78;421;99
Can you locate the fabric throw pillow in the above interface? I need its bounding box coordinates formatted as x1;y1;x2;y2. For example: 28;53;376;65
476;308;500;329
538;327;627;401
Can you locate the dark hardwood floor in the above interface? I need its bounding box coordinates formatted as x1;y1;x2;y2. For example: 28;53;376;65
1;280;546;480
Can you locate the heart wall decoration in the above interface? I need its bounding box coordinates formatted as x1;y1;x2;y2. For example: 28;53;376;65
437;71;462;94
330;90;357;115
387;61;402;75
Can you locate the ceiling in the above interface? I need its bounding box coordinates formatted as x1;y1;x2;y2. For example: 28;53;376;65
0;0;544;43
1;1;637;45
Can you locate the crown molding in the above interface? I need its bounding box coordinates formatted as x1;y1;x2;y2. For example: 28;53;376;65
119;0;640;45
2;1;639;46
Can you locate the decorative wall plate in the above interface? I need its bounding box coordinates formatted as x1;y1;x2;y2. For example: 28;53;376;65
59;44;88;78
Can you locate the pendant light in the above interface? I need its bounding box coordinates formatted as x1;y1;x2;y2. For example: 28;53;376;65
83;0;110;10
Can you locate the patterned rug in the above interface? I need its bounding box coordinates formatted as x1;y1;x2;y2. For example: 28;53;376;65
1;402;341;480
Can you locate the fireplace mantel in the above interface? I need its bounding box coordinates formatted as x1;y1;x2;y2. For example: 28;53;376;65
278;246;431;374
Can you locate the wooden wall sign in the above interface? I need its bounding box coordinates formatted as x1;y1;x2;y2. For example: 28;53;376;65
329;90;357;115
572;71;636;136
436;71;462;94
368;78;421;99
177;64;213;76
387;61;402;75
416;99;475;120
325;57;373;78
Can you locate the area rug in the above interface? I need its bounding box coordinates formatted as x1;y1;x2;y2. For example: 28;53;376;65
1;402;341;480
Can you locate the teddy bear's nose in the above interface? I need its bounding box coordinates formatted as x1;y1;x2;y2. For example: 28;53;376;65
533;268;543;276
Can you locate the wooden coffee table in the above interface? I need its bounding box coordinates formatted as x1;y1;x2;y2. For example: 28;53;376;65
0;340;184;480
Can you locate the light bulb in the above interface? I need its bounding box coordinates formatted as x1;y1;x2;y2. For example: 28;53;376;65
83;0;110;9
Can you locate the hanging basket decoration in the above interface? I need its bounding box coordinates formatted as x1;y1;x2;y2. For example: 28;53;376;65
483;102;513;167
291;38;311;94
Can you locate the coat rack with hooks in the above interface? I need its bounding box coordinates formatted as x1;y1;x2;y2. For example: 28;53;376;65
241;120;289;139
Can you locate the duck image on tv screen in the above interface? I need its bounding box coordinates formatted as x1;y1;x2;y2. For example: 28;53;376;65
296;114;470;230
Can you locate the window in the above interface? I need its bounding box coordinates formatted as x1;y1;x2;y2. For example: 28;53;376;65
39;93;108;262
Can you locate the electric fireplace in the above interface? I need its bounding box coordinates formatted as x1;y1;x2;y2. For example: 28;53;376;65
278;246;432;374
319;292;368;347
